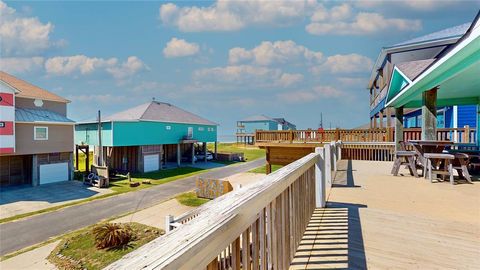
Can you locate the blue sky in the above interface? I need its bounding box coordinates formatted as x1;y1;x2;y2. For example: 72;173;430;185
1;1;478;137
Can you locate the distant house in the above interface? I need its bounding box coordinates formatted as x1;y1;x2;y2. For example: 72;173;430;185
236;115;296;144
75;101;218;173
0;71;75;187
368;22;477;131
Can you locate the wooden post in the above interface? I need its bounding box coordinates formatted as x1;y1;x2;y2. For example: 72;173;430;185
214;141;218;160
464;125;470;143
32;154;39;186
177;143;181;167
373;114;378;128
265;147;271;174
191;143;195;165
315;147;326;208
395;107;404;152
379;110;384;128
421;88;437;141
159;144;163;170
386;107;392;141
75;145;79;171
203;142;207;162
97;110;103;166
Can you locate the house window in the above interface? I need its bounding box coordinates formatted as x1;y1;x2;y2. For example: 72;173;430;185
0;122;4;128
34;126;48;140
198;127;204;131
166;125;171;130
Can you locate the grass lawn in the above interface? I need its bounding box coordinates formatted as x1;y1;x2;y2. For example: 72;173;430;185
209;143;265;161
249;164;283;174
176;191;210;207
109;167;206;193
48;222;161;270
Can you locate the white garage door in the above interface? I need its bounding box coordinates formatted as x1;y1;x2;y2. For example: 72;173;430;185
144;154;159;173
40;163;69;184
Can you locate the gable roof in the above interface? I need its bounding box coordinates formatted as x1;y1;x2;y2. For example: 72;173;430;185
103;101;217;125
0;71;70;103
16;108;74;123
393;23;470;47
396;59;436;81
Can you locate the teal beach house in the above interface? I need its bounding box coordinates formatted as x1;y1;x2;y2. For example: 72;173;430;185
75;101;218;173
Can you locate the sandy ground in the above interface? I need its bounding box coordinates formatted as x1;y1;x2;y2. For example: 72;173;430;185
0;241;60;270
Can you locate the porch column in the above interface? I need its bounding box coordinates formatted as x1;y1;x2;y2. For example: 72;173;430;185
395;107;404;152
75;145;79;170
421;88;437;140
32;155;39;186
379;110;384;128
214;141;218;160
373;114;378;128
191;143;195;165
177;143;181;167
159;144;163;170
386;107;392;141
203;142;207;162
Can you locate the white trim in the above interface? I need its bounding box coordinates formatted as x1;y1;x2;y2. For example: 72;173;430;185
16;121;74;125
386;25;480;107
78;119;219;126
34;126;48;140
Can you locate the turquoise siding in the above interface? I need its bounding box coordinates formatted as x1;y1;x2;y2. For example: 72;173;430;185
75;121;217;147
241;120;278;133
75;122;113;146
112;121;217;146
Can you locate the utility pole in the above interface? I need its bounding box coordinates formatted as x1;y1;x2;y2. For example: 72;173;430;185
98;110;103;166
319;113;323;129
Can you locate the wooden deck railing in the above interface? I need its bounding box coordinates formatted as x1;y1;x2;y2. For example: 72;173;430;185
341;142;395;161
106;143;342;270
256;126;476;144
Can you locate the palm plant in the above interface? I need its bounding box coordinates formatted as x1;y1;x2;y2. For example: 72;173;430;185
92;223;133;249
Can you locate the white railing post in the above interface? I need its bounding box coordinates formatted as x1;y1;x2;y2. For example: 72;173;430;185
165;215;174;233
331;142;337;172
325;143;332;188
315;147;326;208
337;140;342;160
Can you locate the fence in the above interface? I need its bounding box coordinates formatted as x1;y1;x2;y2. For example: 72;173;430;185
256;126;476;144
340;142;395;162
106;142;342;270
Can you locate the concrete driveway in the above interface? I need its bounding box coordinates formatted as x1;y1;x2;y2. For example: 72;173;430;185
0;181;113;219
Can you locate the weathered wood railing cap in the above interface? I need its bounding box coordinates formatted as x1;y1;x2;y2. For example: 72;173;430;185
105;152;321;270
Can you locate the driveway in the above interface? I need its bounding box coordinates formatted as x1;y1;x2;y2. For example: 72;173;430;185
0;158;265;256
0;181;113;219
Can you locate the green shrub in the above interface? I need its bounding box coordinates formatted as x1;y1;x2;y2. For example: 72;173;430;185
92;223;133;249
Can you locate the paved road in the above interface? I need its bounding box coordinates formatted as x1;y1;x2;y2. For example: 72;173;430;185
0;159;265;256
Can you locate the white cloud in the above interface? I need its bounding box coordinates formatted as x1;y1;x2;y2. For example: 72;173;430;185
192;64;300;89
44;55;147;79
355;0;460;11
0;57;44;74
163;37;200;58
45;55;118;75
0;1;59;56
277;73;303;87
277;85;344;103
229;40;322;66
106;56;148;79
311;53;373;74
306;3;422;35
159;0;316;32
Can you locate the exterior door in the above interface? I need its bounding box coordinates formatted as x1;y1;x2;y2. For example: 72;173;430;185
39;162;68;184
144;154;159;172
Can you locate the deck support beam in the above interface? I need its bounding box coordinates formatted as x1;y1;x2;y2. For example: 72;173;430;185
191;143;195;165
214;141;218;160
265;147;271;174
422;88;437;141
203;142;207;162
395;107;404;152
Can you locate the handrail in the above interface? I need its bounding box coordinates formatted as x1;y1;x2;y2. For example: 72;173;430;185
106;142;342;270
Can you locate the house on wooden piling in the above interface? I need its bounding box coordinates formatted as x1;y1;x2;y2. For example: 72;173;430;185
236;115;296;144
368;21;478;134
0;71;75;187
74;101;218;173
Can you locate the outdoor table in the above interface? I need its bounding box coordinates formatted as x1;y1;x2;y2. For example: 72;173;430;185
407;140;453;178
448;149;480;182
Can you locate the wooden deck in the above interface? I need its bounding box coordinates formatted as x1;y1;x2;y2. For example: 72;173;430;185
291;160;480;269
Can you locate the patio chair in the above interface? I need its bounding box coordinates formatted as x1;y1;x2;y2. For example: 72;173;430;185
423;153;455;184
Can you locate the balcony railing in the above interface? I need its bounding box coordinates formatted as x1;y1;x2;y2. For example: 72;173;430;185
106;142;342;270
255;127;476;144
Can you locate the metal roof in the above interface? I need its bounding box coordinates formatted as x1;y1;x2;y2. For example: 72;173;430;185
102;101;218;126
240;115;276;122
16;108;74;123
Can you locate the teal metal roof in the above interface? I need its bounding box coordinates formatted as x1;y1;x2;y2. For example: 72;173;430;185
16;108;74;123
